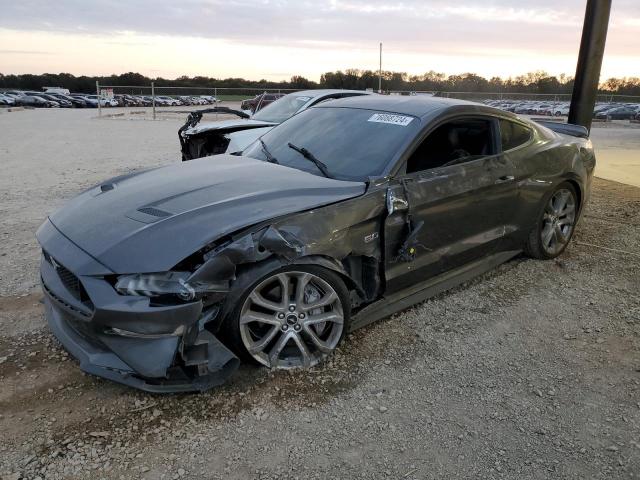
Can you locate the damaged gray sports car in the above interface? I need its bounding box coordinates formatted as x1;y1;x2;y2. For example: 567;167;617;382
37;96;595;392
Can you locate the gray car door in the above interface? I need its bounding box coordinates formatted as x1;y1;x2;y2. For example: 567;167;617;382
384;117;518;294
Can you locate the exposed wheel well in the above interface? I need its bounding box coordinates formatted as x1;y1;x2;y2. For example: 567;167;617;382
294;254;381;307
565;179;582;213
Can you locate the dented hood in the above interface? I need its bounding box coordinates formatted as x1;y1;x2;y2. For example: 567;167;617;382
48;155;365;273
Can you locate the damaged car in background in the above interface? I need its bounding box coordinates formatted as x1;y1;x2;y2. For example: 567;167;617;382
241;92;284;114
178;89;371;160
37;95;595;392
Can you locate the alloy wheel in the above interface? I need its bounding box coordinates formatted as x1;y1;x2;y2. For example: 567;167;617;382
541;188;576;256
239;271;344;369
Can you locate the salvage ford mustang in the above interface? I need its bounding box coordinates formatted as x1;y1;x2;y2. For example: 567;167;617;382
37;96;595;392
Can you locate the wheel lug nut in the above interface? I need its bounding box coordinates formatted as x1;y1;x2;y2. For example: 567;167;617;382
288;305;295;312
293;324;301;331
281;324;289;331
278;313;285;319
298;313;305;319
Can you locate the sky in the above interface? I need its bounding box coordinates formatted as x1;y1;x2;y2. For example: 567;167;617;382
0;0;639;81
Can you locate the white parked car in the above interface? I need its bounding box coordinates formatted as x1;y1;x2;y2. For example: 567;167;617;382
156;96;181;106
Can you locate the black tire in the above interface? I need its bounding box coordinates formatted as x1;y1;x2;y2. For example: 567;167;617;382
525;182;578;260
220;264;351;367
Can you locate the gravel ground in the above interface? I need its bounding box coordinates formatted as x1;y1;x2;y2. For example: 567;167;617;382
0;108;639;479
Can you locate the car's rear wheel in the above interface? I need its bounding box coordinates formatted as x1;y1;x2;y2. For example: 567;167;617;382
525;182;578;259
227;266;350;369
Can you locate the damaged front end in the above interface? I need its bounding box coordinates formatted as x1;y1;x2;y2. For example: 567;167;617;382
178;108;274;160
36;155;373;392
37;220;240;393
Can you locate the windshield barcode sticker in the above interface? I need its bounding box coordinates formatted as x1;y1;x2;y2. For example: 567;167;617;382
368;113;413;126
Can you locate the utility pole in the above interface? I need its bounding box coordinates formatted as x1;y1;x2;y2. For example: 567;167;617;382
568;0;612;131
151;81;156;120
378;42;382;93
96;81;101;117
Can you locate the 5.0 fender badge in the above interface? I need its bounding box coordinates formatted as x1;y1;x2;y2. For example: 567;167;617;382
364;232;379;243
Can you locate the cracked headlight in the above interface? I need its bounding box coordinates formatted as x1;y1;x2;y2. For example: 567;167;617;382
115;272;226;301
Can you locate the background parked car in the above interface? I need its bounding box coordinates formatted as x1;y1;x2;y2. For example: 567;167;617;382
200;95;218;104
593;104;614;115
0;93;16;105
595;106;637;120
114;94;141;107
4;91;53;107
70;94;98;107
47;92;86;108
485;99;640;120
157;96;182;106
79;94;118;107
31;92;72;108
21;91;63;107
553;105;571;116
153;96;170;106
180;89;372;159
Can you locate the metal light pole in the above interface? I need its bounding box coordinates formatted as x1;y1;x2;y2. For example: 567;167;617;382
96;81;101;117
378;42;382;93
568;0;612;131
151;81;156;120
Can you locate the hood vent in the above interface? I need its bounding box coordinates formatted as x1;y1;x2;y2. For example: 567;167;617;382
137;206;171;218
126;206;174;224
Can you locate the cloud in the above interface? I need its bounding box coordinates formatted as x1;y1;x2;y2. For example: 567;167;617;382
1;0;638;77
0;0;628;54
0;49;53;55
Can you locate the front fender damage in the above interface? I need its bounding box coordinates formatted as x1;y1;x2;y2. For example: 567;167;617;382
74;190;386;392
190;190;387;330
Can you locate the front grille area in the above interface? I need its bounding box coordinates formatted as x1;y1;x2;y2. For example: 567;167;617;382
42;280;91;318
56;263;81;296
43;279;104;349
43;250;93;308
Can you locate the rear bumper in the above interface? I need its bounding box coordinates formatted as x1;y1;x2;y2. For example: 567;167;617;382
37;219;239;393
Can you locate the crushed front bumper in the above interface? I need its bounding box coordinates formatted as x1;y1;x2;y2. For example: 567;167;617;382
37;219;239;393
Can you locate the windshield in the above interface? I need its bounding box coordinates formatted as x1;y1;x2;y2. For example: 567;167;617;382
244;107;420;180
251;94;313;123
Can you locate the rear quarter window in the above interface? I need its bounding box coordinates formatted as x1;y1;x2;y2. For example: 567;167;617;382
499;119;533;151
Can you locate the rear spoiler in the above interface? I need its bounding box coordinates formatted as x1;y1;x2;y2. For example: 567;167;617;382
536;121;589;139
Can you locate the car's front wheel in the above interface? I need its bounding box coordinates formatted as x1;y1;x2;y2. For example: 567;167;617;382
226;266;350;369
525;182;578;259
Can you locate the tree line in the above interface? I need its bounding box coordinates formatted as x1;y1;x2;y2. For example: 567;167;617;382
1;70;639;96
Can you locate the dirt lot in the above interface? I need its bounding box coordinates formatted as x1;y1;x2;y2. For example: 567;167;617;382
1;108;639;479
589;125;640;188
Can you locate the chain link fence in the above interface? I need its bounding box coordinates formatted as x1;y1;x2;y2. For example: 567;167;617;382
92;83;640;119
95;82;301;119
389;90;640;103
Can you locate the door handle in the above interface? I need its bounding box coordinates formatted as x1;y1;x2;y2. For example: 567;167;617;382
494;175;515;184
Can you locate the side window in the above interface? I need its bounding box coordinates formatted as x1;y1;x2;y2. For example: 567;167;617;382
499;119;532;151
406;118;496;174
